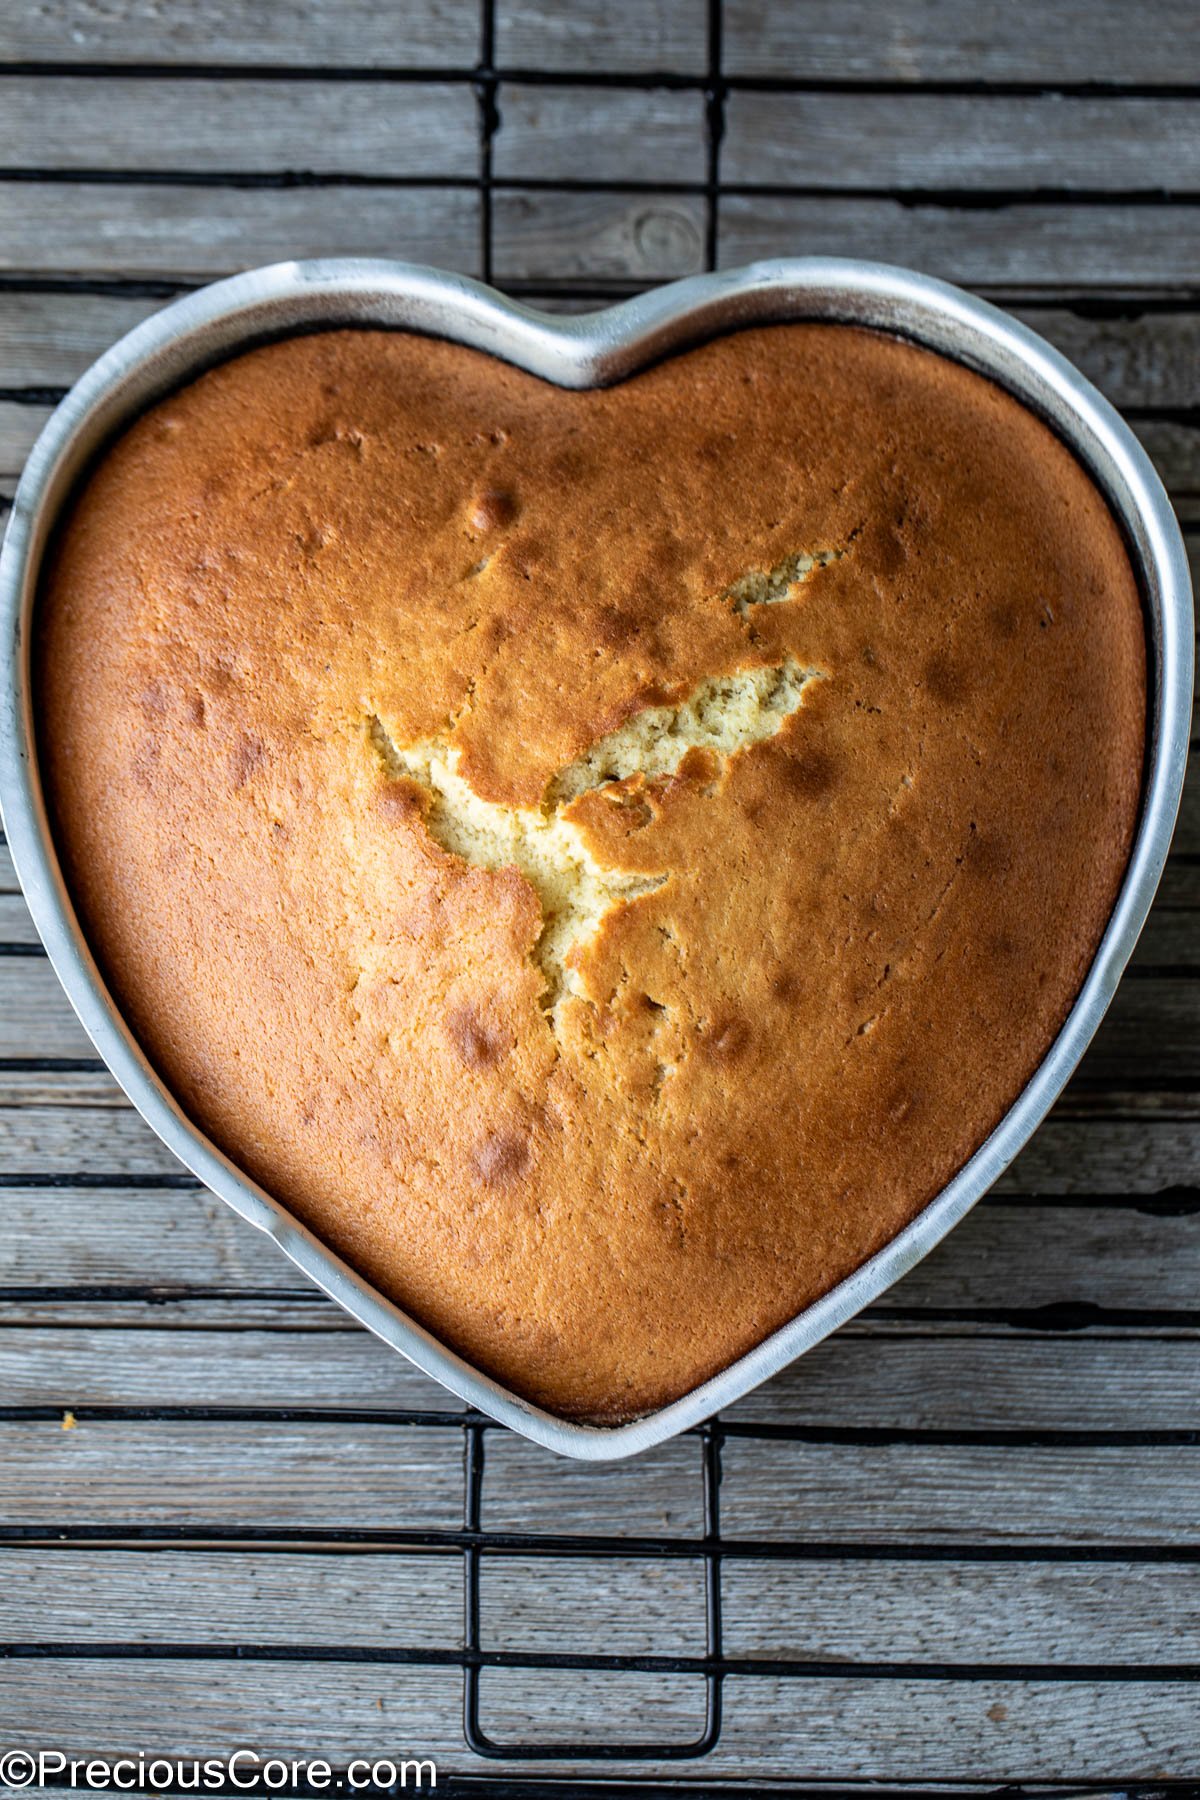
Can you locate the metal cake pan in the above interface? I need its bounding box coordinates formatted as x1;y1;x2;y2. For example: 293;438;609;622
0;258;1192;1459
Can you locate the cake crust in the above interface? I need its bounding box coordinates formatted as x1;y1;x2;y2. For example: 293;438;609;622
38;323;1146;1421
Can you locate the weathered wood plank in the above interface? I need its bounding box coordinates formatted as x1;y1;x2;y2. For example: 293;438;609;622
0;1420;463;1526
7;1329;1200;1433
716;195;1200;292
0;895;41;943
482;1434;703;1536
0;0;482;66
6;1547;1192;1698
493;189;706;280
0;1659;477;1763
0;78;479;175
0;1327;465;1411
493;1433;1200;1547
1015;307;1200;410
723;1559;1200;1662
489;1553;1200;1667
722;0;1200;85
723;92;1200;192
0;1100;180;1173
1153;860;1200;913
1077;979;1200;1086
495;1;705;74
479;1555;706;1655
0;291;167;388
0;960;95;1057
1137;416;1200;500
0;1548;462;1646
0;1185;265;1293
0;183;481;280
720;1438;1200;1545
0;401;51;477
0;1298;340;1329
2;1658;1192;1779
0;1065;125;1105
0;1546;702;1658
992;1113;1200;1195
705;1676;1200;1779
902;1201;1200;1309
1134;906;1200;968
495;84;705;182
723;1339;1200;1431
4;1548;705;1656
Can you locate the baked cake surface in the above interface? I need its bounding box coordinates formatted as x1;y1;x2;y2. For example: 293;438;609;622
38;323;1145;1420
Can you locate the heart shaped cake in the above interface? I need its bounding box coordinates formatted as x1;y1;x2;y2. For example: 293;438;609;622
37;322;1145;1421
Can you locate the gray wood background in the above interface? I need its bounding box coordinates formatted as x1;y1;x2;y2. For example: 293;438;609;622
1;0;1198;1789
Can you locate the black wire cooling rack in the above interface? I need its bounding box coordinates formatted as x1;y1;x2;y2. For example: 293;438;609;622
462;1421;724;1761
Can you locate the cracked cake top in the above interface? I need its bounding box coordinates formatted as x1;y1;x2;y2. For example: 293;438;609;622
37;323;1146;1421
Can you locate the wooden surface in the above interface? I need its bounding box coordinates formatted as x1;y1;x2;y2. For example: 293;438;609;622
0;0;1198;1790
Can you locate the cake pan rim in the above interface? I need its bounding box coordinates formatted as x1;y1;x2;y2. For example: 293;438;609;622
0;255;1191;1460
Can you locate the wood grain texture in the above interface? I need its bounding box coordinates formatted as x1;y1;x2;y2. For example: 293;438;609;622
495;0;706;74
479;1555;707;1654
0;291;167;387
722;1559;1200;1661
0;402;51;479
0;1328;471;1410
0;183;481;279
0;1097;183;1170
0;78;480;175
481;1434;705;1537
992;1111;1200;1195
722;0;1200;85
488;1551;1200;1666
492;188;707;278
722;92;1200;191
0;1549;463;1645
0;0;482;66
0;1420;464;1527
0;893;45;941
717;195;1200;291
718;1439;1200;1545
1015;307;1200;409
495;84;706;182
7;1420;1197;1549
0;1661;1195;1779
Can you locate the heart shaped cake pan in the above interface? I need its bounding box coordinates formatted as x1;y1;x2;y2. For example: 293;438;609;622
0;258;1192;1458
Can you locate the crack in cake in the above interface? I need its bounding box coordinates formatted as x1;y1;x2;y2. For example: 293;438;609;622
368;656;823;1011
36;322;1146;1422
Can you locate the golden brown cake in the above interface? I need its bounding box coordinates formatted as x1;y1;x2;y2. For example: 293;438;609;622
37;323;1145;1421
